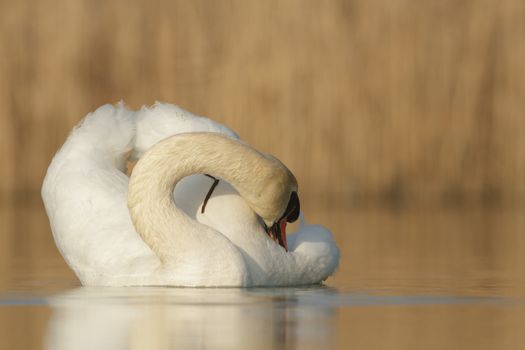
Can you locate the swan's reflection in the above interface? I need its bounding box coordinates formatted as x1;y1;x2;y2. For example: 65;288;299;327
45;286;337;349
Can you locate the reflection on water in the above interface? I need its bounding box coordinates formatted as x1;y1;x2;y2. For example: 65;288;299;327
2;205;525;349
0;287;523;350
44;287;336;350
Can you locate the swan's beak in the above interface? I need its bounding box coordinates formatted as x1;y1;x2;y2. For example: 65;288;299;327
264;191;300;252
266;219;289;252
263;191;301;251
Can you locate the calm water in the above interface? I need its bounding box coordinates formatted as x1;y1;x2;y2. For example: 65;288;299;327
1;205;525;349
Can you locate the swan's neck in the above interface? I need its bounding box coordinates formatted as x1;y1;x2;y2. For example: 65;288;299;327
127;133;291;264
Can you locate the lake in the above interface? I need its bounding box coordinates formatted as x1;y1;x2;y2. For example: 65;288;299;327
1;206;524;349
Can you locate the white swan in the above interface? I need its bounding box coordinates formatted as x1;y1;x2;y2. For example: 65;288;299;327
42;103;339;286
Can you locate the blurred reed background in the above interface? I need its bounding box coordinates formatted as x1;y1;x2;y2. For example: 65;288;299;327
1;0;525;282
2;0;525;209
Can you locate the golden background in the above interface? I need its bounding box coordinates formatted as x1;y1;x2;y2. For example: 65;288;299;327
1;1;525;349
2;0;525;208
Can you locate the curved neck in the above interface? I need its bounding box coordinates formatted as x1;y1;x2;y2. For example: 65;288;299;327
127;133;291;263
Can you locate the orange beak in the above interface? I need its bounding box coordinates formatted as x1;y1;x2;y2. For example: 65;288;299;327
264;191;299;252
266;218;288;252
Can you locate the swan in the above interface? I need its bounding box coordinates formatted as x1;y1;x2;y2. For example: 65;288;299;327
42;102;339;286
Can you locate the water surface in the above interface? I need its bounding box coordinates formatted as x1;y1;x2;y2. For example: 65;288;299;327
1;206;525;349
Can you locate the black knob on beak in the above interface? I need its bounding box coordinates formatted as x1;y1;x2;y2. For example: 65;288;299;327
285;191;300;223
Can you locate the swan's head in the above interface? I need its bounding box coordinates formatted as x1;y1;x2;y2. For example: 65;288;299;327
261;191;300;252
242;153;300;252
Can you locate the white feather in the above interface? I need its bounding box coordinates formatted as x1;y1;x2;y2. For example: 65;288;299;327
41;102;339;286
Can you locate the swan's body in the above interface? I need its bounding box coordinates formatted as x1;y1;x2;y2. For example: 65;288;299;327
42;103;339;286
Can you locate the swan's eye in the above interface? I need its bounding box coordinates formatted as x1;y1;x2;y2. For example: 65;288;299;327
284;191;300;223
